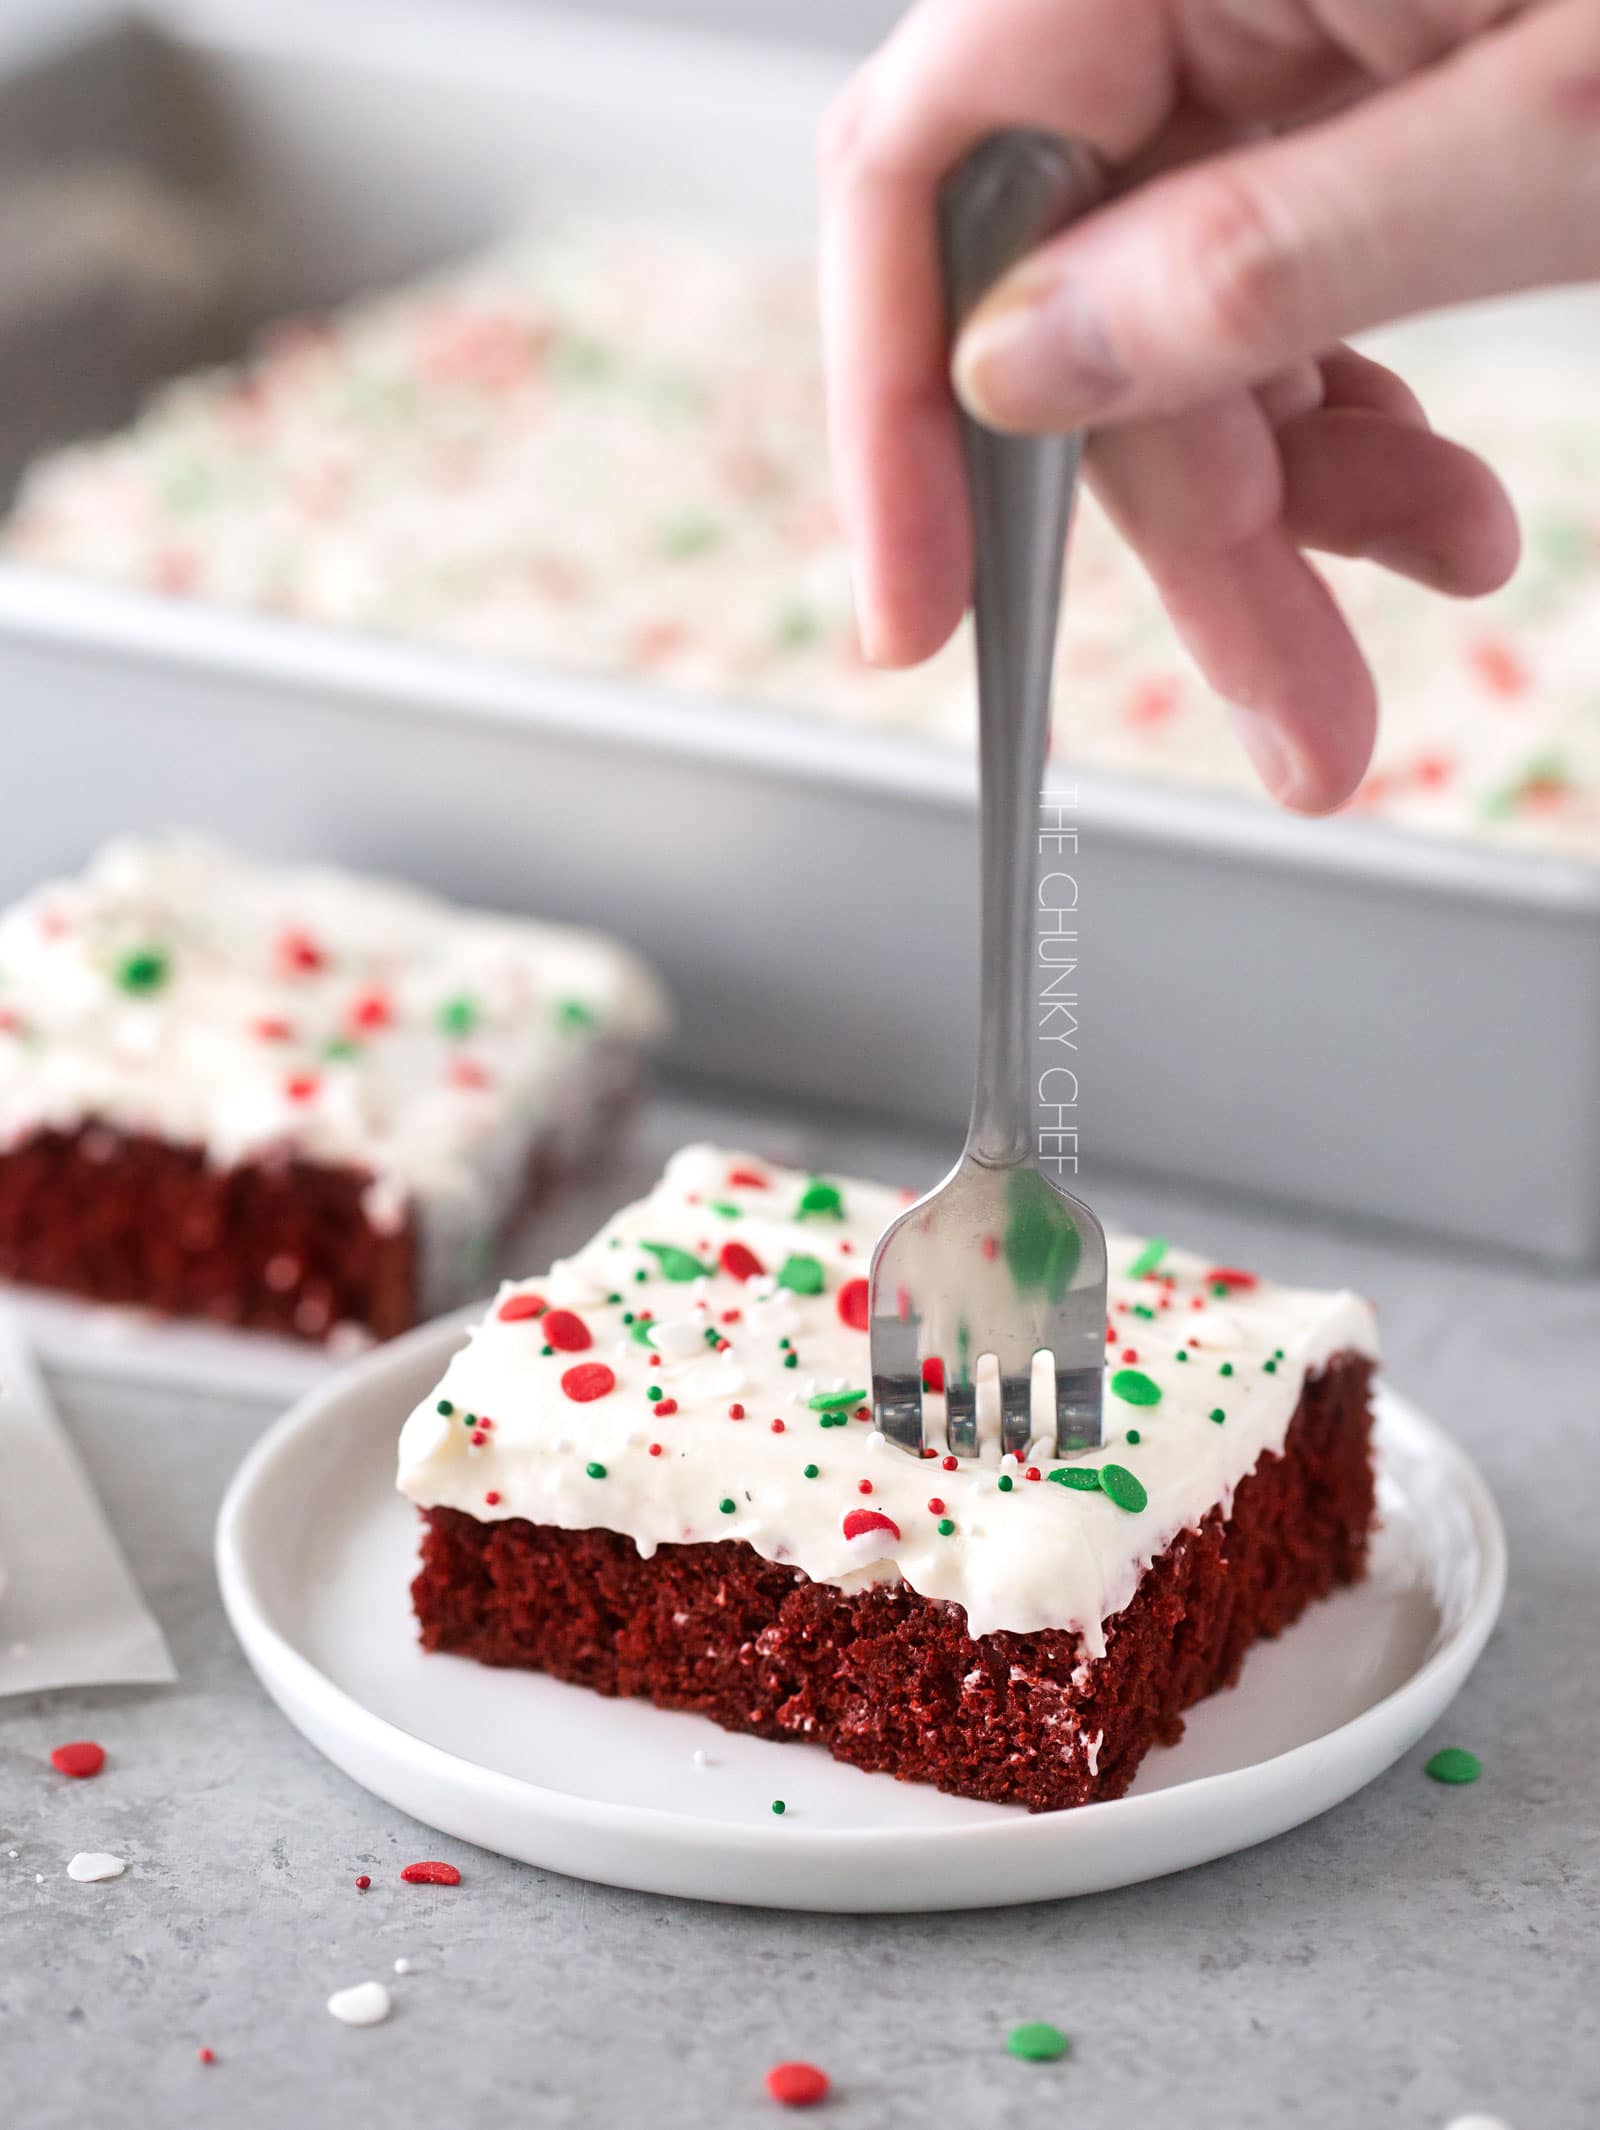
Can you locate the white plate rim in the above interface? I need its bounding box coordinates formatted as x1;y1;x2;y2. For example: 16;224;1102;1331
216;1315;1507;1908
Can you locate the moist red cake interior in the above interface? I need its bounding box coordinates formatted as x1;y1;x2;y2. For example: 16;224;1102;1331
411;1354;1375;1811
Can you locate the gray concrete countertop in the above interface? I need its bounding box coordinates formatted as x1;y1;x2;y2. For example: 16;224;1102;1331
1;1085;1594;2130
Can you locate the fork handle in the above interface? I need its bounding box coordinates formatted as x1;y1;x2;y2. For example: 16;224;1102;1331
941;132;1108;1168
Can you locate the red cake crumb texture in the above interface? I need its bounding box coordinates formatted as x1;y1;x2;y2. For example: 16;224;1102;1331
412;1358;1375;1813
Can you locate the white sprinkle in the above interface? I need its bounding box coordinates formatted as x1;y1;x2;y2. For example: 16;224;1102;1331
66;1852;125;1882
392;1959;413;1976
692;1749;711;1769
327;1981;392;2027
8;1849;17;1858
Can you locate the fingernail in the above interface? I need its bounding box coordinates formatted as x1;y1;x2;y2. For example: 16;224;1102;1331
954;272;1127;430
1229;707;1319;811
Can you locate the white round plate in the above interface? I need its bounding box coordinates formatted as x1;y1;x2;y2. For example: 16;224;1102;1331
217;1317;1505;1912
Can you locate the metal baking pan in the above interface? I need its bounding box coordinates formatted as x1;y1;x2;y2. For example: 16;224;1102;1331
1;0;1598;1265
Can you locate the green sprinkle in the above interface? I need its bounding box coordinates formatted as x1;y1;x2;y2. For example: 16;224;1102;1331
1125;1237;1169;1278
808;1388;865;1413
803;1463;820;1479
585;1461;606;1480
1046;1466;1102;1492
770;1798;786;1816
436;1400;454;1417
709;1200;741;1219
777;1254;825;1296
630;1318;656;1345
641;1241;710;1282
1110;1368;1161;1407
658;510;721;559
1425;1747;1482;1786
1007;2022;1069;2064
1175;1349;1188;1363
783;1353;799;1370
1126;1429;1141;1445
1211;1281;1230;1298
719;1497;737;1516
775;600;822;649
1099;1463;1148;1515
555;998;596;1032
796;1177;844;1220
323;1036;362;1061
634;1269;648;1283
1131;1303;1156;1321
1209;1407;1226;1425
1273;1348;1285;1360
606;1293;622;1306
1263;1358;1278;1374
1219;1362;1234;1378
937;1517;955;1535
437;995;479;1038
647;1385;663;1402
540;1343;554;1357
116;948;168;995
997;1474;1014;1493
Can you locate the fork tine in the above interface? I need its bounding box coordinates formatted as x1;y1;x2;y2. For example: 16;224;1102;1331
999;1374;1033;1462
944;1378;979;1459
1053;1364;1103;1454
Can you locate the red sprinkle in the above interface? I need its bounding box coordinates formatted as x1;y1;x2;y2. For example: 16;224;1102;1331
400;1861;461;1886
541;1308;592;1352
49;1740;105;1779
921;1357;946;1393
276;926;325;975
1025;1467;1041;1482
727;1166;769;1190
648;1442;664;1456
497;1293;546;1322
561;1362;616;1403
355;1875;371;1890
253;1015;294;1042
771;1418;785;1433
720;1241;766;1283
836;1277;870;1333
1205;1266;1258;1292
842;1508;900;1543
656;1398;679;1417
856;1479;873;1495
927;1497;945;1514
729;1403;746;1419
484;1490;502;1506
348;988;392;1031
766;2062;829;2108
197;2049;216;2067
942;1455;958;1472
284;1072;320;1104
1121;1348;1138;1365
980;1235;999;1261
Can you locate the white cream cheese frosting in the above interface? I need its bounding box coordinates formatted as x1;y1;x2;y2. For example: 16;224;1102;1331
397;1145;1378;1647
0;836;669;1222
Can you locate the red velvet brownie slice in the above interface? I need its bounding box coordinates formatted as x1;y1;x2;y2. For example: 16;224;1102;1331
0;837;667;1342
399;1148;1378;1810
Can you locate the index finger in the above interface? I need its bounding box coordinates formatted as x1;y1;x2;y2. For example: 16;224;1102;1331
817;0;1177;664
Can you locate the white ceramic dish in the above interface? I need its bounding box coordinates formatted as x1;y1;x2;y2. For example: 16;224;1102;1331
216;1316;1505;1912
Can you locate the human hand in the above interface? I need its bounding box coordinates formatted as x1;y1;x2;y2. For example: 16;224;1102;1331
819;0;1600;811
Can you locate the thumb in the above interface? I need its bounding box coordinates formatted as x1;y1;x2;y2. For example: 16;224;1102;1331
954;0;1600;432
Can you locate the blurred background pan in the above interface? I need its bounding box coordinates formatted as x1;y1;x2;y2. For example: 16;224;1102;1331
0;0;1597;1263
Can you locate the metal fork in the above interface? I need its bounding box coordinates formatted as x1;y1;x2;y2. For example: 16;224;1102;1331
869;130;1109;1464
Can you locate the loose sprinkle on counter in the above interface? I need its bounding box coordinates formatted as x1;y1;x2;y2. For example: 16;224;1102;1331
400;1861;461;1885
764;2062;829;2108
355;1875;371;1891
770;1798;787;1816
49;1741;106;1779
1007;2021;1070;2063
1425;1747;1482;1785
